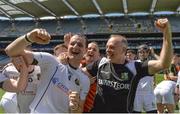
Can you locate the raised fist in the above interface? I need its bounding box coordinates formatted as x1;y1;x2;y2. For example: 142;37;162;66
154;18;170;32
26;29;51;44
69;91;80;111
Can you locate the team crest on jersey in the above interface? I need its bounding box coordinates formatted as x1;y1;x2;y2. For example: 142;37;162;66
75;78;80;86
121;73;129;81
52;77;59;84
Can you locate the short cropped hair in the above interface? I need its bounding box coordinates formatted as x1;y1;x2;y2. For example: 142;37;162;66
72;34;88;48
138;44;150;52
110;34;128;49
53;44;67;53
127;49;136;55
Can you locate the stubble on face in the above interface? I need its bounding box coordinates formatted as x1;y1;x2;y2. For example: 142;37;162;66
68;36;86;61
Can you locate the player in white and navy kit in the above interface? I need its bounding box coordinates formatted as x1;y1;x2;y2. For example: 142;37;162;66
5;29;90;113
0;62;41;113
0;57;29;113
0;67;19;113
29;52;89;113
0;63;19;113
17;65;41;113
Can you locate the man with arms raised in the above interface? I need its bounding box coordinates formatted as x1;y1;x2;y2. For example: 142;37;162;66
5;29;90;113
82;18;173;112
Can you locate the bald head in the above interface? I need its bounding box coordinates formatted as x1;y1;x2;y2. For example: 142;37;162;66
109;35;128;50
106;35;128;63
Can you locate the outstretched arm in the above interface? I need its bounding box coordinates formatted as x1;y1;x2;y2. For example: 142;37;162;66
148;18;173;75
5;29;51;65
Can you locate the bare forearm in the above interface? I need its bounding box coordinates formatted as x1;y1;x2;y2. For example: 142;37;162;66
159;27;173;69
3;69;28;92
5;35;31;57
148;19;173;75
168;75;178;81
16;70;28;91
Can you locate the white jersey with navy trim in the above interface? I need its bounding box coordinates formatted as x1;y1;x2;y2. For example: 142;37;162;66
2;63;41;113
29;52;90;113
17;65;41;113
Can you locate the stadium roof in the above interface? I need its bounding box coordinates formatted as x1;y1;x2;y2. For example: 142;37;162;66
0;0;179;20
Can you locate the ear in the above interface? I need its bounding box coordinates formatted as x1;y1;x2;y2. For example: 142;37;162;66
122;47;127;54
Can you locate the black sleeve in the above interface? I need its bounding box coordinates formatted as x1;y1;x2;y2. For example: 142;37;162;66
135;60;152;77
0;81;4;88
86;59;101;77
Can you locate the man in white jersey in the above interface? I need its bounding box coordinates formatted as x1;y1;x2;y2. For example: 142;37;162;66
5;29;90;113
1;63;41;113
0;63;19;113
0;56;28;113
133;44;157;113
17;65;40;113
0;57;28;92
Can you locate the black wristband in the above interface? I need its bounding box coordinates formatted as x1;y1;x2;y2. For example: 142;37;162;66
25;34;33;43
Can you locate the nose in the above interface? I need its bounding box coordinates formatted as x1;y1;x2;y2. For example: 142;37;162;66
106;48;110;54
73;43;79;48
106;46;111;52
88;48;94;53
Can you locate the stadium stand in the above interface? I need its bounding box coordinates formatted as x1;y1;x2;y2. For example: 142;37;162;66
0;1;179;113
0;0;179;68
0;16;180;53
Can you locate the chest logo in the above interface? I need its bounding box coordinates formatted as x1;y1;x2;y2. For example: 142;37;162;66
121;73;129;81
